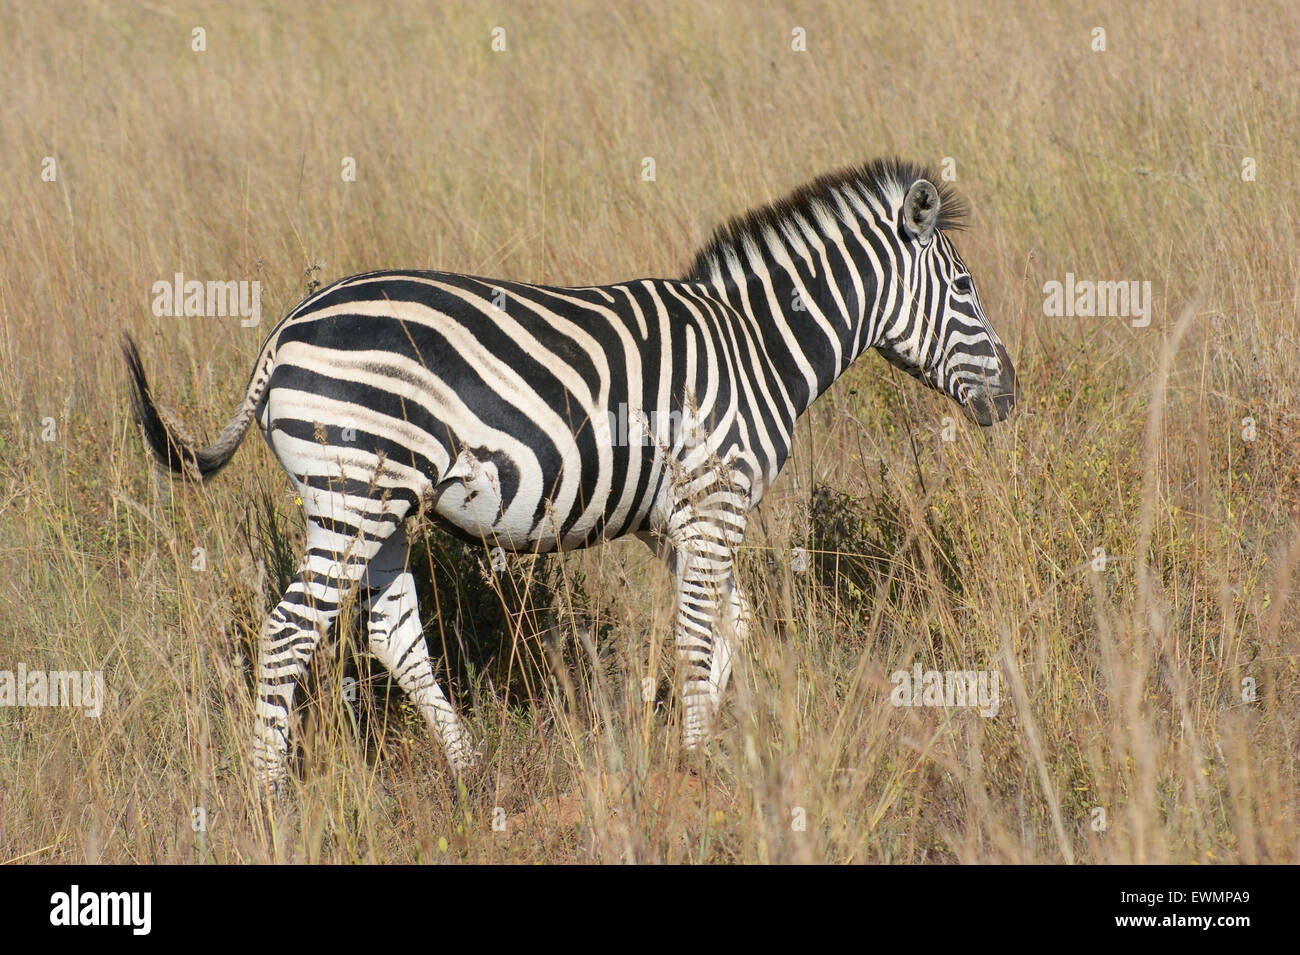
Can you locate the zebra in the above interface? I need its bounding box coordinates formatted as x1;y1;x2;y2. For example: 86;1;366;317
124;158;1015;792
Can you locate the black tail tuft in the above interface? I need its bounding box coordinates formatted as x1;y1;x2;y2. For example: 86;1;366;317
122;334;207;480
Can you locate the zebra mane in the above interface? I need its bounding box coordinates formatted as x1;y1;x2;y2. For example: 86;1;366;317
684;157;969;282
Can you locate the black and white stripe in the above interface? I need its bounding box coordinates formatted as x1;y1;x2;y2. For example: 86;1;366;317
125;158;1015;789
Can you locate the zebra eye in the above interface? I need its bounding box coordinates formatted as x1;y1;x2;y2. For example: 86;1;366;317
952;274;973;296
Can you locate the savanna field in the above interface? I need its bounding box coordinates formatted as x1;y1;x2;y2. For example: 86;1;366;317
0;1;1296;864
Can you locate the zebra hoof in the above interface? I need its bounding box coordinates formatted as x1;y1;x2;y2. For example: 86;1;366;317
447;746;484;785
254;771;292;805
251;751;293;804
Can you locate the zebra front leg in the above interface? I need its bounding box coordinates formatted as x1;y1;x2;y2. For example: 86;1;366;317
643;519;749;750
711;571;752;703
672;533;737;750
363;534;476;775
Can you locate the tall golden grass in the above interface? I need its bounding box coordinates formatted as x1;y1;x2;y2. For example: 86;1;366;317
0;0;1296;863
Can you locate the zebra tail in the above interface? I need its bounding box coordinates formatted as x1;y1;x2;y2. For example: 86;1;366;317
121;334;260;482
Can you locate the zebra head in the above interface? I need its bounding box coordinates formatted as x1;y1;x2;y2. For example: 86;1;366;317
874;176;1016;427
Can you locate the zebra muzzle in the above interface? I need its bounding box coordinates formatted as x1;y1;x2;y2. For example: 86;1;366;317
963;344;1017;427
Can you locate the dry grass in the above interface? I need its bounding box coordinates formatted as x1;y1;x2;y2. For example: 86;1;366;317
1;0;1297;863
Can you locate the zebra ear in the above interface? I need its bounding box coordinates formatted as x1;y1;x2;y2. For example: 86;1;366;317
901;179;940;244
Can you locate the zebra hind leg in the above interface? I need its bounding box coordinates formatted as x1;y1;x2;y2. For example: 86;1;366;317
363;529;477;775
252;525;378;796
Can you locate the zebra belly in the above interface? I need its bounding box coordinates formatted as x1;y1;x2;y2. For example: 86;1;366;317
430;442;663;553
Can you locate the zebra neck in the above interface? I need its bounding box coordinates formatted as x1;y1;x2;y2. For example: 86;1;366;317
712;254;878;420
